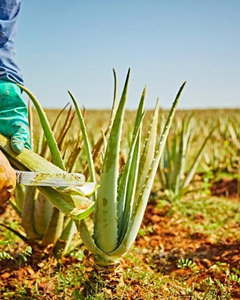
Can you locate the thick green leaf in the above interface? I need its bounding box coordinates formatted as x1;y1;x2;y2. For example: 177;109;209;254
110;82;185;257
41;207;64;246
181;127;214;189
94;69;130;252
54;219;77;257
33;192;53;236
136;99;159;199
68;91;96;184
21;186;40;239
117;88;145;241
18;85;65;170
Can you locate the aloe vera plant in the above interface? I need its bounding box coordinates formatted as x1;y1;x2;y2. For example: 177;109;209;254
68;70;186;268
0;91;96;257
219;115;240;172
201;114;240;176
158;114;214;200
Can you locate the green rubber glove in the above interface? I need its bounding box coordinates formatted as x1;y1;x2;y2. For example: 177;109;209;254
0;80;31;153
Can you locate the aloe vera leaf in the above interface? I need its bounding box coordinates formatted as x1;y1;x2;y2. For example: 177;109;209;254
77;220;106;257
181;127;214;190
0;224;28;243
117;88;145;231
0;135;94;219
134;99;160;206
21;90;71;247
59;182;98;197
69;195;95;218
9;200;21;217
21;186;40;239
109;68;118;131
28;100;34;150
84;70;117;175
162;139;170;187
33;193;53;236
14;184;25;213
38;187;94;220
7;153;28;171
37;187;91;218
132;88;146;139
158;119;168;188
117;93;145;236
167;124;178;187
228;122;238;146
110;82;185;257
18;85;65;170
177;121;192;193
79;220;120;265
82;126;107;179
68;91;96;184
117;120;143;239
40;104;69;158
94;69;130;253
89;129;107;177
170;123;178;173
41;207;64;246
0;134;64;173
175;124;189;195
37;130;45;156
157;161;167;188
101;129;107;158
180;116;193;175
53;219;77;257
162;134;169;184
168;121;185;195
136;98;158;199
118;132;141;245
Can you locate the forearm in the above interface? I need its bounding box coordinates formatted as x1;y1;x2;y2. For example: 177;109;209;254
0;0;23;84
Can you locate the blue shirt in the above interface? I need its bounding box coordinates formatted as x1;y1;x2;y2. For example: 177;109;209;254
0;0;23;84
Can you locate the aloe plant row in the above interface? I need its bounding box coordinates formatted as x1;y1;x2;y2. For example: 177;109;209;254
158;114;214;200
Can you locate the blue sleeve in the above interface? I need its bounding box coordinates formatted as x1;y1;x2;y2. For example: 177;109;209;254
0;0;23;84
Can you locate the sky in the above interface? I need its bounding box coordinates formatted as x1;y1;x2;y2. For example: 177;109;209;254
16;0;240;110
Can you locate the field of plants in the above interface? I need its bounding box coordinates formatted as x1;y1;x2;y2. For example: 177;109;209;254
0;74;239;299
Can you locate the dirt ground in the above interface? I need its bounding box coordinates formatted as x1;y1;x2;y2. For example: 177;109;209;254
136;178;240;298
0;178;239;299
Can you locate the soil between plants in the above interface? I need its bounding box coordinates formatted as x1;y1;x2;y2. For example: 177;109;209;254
0;178;239;299
211;178;239;199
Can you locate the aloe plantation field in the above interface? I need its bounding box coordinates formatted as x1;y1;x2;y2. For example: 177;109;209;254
0;74;240;299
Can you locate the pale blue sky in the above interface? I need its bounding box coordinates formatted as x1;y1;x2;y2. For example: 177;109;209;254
16;0;240;109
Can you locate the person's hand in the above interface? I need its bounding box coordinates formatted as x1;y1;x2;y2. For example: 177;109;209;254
0;151;16;205
0;80;31;153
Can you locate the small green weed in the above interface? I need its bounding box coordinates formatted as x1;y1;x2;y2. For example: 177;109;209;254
0;251;14;261
138;225;153;237
167;196;240;239
202;170;214;195
177;258;198;272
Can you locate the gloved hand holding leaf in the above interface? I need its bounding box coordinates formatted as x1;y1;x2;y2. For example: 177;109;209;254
0;80;31;153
